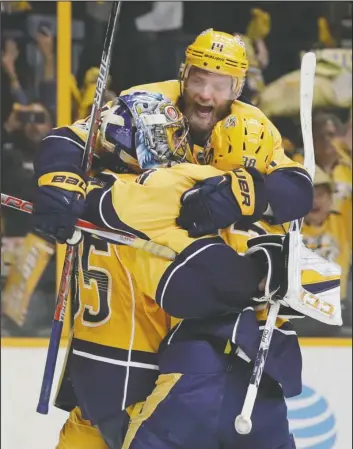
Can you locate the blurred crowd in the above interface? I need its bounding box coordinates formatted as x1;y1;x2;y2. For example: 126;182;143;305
1;1;352;337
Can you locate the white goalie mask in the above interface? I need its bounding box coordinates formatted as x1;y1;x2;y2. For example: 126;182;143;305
100;92;191;170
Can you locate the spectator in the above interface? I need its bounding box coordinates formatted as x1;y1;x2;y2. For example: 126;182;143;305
1;101;55;337
293;112;352;249
231;8;271;104
333;108;352;162
237;34;268;104
35;26;56;119
1;38;29;106
312;114;352;231
256;47;352;118
312;112;341;172
7;102;54;159
2;101;53;209
76;67;115;120
1;30;57;124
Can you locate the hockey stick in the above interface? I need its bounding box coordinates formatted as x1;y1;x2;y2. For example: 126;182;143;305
35;2;122;415
234;52;317;435
1;193;177;260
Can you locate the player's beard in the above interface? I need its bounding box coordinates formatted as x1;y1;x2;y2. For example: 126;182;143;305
177;93;232;146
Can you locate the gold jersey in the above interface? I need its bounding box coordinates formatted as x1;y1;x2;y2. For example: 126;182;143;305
73;164;289;354
52;82;307;419
63;163;293;426
73;234;171;356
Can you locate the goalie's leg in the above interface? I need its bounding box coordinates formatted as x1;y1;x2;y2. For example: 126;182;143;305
122;341;296;449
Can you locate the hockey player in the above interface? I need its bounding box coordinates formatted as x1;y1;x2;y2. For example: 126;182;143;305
32;29;313;246
78;127;340;449
48;91;341;449
53;91;270;449
33;30;311;449
114;172;341;449
120;29;313;236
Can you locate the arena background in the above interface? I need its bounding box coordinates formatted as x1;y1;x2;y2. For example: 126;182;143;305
1;2;352;449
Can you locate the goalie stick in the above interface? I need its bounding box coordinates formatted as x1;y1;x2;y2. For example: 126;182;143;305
234;52;317;435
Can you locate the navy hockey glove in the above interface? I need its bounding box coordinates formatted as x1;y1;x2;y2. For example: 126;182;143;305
32;172;86;244
246;234;287;301
176;167;268;238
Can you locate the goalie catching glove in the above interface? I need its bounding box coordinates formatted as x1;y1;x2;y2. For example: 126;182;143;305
176;167;268;237
32;171;86;244
281;230;342;326
246;232;343;326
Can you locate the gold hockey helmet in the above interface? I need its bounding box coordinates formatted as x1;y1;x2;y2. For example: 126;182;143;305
181;29;249;99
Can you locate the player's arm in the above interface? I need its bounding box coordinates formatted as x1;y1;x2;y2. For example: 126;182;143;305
154;236;269;318
32;102;115;243
262;120;313;224
82;172;281;319
176;166;268;237
178;118;313;237
32;126;88;243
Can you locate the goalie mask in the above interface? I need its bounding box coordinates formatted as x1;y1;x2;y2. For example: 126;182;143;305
100;92;191;170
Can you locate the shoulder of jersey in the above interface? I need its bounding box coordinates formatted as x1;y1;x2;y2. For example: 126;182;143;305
46;125;87;150
136;163;222;187
120;80;180;104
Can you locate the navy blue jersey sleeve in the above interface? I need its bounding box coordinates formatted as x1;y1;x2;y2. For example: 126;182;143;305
156;237;266;319
265;167;313;224
34;127;86;180
82;178;151;241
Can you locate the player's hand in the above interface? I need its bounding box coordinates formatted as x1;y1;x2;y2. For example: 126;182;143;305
176;167;267;238
32;172;86;244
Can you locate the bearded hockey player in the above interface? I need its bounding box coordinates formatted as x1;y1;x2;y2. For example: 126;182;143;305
32;29;313;245
32;28;314;449
53;91;340;449
52;91;287;449
75;95;340;449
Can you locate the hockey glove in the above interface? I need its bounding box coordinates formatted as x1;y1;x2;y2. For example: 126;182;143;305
32;172;86;244
245;234;286;302
279;231;342;325
176;167;268;238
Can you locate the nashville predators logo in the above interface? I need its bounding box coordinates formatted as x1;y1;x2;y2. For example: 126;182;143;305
224;115;237;128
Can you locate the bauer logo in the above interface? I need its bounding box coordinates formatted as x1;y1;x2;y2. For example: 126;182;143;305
286;385;337;449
